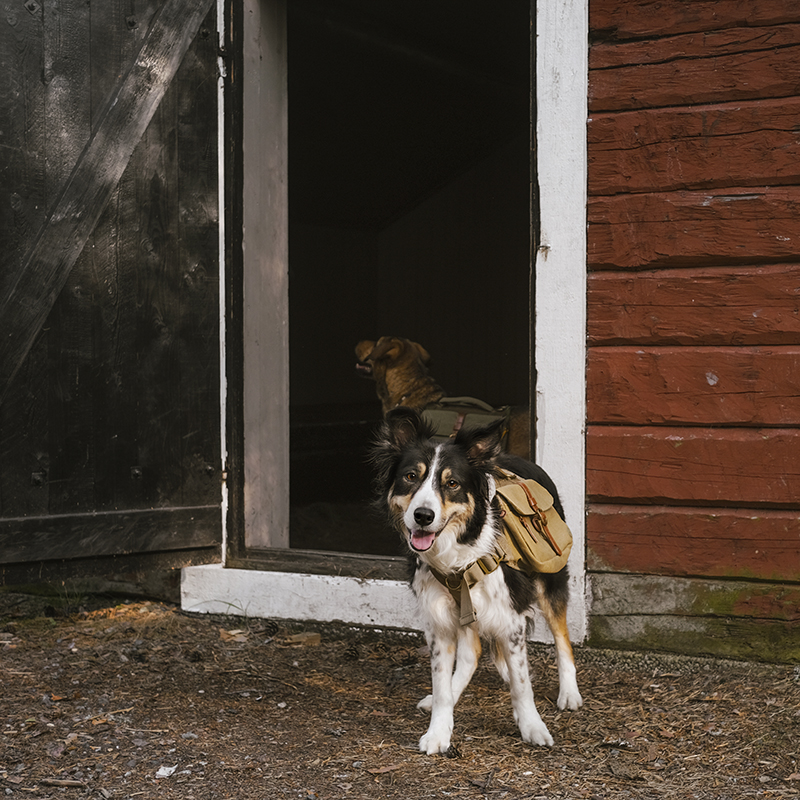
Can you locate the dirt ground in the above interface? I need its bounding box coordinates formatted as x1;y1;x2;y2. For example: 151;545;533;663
1;590;799;800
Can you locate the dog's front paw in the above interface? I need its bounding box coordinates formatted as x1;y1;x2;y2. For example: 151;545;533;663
419;724;452;755
519;718;554;747
557;685;583;711
416;694;433;712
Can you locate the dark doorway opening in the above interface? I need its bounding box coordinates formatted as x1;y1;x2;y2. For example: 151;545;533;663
288;0;532;555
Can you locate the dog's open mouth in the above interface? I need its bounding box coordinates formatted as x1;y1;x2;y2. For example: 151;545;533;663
410;529;437;552
355;361;373;378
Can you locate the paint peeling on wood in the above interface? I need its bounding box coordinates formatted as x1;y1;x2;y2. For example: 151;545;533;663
591;22;800;70
587;426;800;507
587;504;800;581
590;0;800;46
589;98;800;196
589;188;800;270
590;28;800;111
588;265;800;347
589;573;800;662
588;346;800;425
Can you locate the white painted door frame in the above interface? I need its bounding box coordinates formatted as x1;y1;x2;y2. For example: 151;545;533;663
184;0;588;643
532;0;589;642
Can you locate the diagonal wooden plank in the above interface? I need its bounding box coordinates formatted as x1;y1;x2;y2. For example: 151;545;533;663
0;0;214;400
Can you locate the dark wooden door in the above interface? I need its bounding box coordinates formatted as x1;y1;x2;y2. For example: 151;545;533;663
0;0;221;587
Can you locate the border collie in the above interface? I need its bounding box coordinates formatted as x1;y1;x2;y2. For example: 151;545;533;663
372;407;582;755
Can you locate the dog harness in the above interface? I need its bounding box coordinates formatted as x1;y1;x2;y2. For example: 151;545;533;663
426;469;572;626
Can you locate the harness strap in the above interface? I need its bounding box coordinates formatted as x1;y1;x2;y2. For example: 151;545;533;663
428;550;506;626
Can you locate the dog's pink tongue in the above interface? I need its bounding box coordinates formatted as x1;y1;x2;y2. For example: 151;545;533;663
411;530;436;551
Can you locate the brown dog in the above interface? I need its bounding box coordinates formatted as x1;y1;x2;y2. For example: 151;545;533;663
355;337;444;415
355;336;530;457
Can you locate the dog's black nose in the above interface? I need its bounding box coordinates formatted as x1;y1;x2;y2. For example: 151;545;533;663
413;507;435;526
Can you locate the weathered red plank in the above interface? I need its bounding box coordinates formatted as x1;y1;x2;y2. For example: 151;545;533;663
590;39;800;112
590;22;800;70
588;346;800;426
587;504;800;581
589;98;800;196
591;0;800;43
587;265;800;346
587;426;800;506
588;188;800;270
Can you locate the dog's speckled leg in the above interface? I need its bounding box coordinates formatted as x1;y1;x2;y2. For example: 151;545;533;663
419;635;457;755
498;620;553;747
417;624;481;715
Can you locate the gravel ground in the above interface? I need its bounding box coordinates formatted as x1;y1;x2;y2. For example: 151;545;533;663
1;590;799;799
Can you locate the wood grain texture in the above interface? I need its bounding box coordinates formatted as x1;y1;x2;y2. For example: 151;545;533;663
591;22;800;70
587;504;800;581
590;0;800;43
589;98;800;196
0;0;214;400
587;265;800;346
0;1;220;564
590;36;800;112
0;0;49;517
588;574;800;662
588;188;800;270
587;426;800;507
2;506;220;564
43;1;94;514
0;547;221;592
588;346;800;426
173;13;222;508
226;550;409;583
0;345;50;517
0;1;47;299
86;0;158;512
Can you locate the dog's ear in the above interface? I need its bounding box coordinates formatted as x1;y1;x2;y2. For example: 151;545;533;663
366;336;402;363
370;407;433;490
456;419;506;467
383;407;432;448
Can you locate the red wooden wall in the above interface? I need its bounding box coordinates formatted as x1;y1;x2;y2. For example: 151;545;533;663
586;0;800;661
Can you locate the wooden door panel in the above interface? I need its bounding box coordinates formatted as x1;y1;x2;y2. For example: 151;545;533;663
0;0;221;577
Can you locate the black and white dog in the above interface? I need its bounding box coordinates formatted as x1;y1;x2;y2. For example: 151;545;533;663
372;407;582;755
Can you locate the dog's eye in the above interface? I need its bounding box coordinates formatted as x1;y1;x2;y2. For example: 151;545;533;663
405;471;417;482
445;479;459;490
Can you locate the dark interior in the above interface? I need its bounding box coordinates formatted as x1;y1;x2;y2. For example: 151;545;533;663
288;0;533;555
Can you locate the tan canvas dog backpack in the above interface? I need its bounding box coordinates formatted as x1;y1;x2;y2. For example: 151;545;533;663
493;468;573;574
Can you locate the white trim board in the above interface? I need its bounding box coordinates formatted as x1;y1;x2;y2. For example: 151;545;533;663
182;564;420;630
533;0;590;642
186;0;589;644
180;564;580;644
